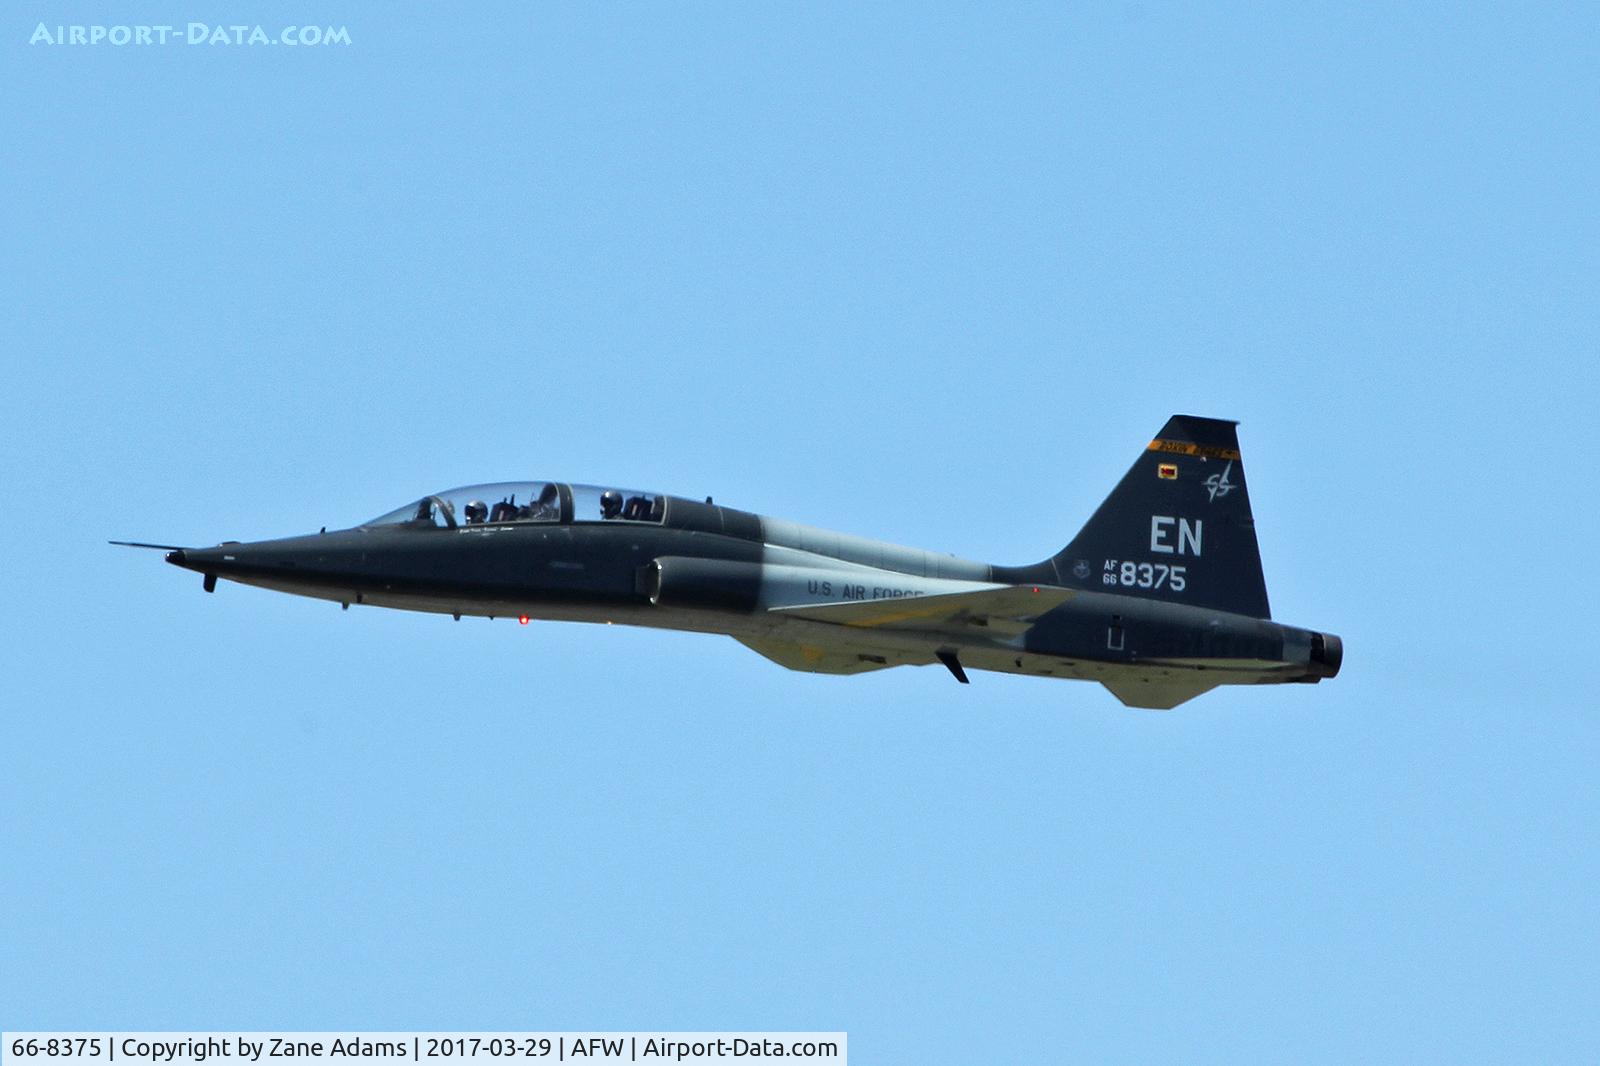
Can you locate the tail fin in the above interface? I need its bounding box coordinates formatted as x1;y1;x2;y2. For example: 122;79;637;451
1051;415;1271;618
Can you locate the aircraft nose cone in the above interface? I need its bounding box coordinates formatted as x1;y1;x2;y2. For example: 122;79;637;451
164;532;368;588
165;544;236;576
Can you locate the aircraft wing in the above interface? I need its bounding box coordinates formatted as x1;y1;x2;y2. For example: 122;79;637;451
769;584;1075;638
733;636;904;675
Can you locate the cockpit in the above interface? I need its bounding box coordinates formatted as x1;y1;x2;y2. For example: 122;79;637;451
363;482;666;530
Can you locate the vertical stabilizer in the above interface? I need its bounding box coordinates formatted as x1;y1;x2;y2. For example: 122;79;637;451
1050;415;1271;618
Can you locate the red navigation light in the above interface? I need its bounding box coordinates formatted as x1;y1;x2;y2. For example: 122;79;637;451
518;615;529;625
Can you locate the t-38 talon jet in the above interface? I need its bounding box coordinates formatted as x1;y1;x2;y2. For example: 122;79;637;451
117;415;1340;709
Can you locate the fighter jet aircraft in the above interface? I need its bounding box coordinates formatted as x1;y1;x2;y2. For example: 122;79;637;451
117;415;1340;709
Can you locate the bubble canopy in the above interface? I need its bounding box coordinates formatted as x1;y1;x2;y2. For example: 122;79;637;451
363;482;665;529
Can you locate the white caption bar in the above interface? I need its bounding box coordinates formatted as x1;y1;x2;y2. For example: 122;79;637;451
3;1035;846;1066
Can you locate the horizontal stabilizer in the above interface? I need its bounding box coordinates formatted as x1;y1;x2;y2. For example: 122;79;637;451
772;584;1075;637
1100;676;1220;710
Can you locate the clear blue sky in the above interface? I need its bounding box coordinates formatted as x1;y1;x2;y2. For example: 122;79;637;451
4;4;1596;1061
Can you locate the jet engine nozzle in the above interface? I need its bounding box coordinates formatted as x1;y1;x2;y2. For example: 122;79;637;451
1308;631;1343;679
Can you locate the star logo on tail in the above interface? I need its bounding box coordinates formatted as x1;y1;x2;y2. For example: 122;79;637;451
1204;461;1236;503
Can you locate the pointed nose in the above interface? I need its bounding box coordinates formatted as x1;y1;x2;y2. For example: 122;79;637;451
166;546;232;573
167;546;221;573
162;532;373;590
164;543;249;577
165;543;246;594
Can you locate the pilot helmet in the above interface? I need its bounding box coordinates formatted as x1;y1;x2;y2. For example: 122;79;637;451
464;499;488;523
599;489;623;517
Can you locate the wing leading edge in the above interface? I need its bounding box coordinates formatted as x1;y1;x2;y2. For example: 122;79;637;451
736;585;1075;680
769;584;1076;637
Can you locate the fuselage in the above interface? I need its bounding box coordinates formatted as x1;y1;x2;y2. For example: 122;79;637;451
163;482;1341;704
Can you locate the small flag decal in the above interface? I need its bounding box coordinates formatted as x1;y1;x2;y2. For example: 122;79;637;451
1158;463;1179;480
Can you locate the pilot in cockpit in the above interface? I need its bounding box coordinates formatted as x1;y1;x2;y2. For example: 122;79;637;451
464;500;489;525
600;489;624;519
528;483;560;521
